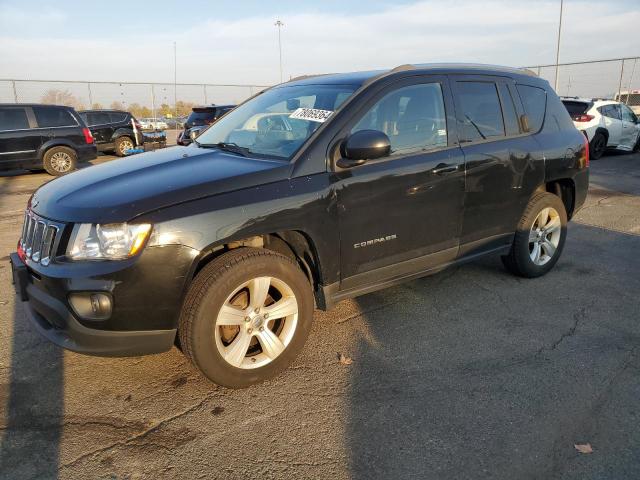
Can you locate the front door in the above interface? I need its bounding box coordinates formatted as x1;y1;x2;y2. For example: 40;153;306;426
620;104;640;150
334;76;465;288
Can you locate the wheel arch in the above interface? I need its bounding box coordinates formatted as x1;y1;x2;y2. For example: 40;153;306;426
594;127;609;144
38;139;77;160
535;178;576;219
189;230;324;304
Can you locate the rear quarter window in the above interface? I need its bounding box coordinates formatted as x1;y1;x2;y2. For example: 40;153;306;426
110;112;128;123
33;107;77;128
0;107;30;130
517;85;547;132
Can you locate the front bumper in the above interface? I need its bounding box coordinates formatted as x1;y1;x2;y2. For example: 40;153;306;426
9;245;195;357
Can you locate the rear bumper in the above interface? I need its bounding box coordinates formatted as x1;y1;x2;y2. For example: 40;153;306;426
8;247;192;357
77;144;98;162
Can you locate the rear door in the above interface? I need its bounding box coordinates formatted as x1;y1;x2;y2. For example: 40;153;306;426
599;104;622;146
0;106;41;167
451;75;545;254
620;104;640;149
86;112;113;145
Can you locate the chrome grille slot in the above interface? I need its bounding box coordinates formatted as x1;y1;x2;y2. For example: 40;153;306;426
31;221;46;262
19;209;63;266
40;225;58;266
24;215;36;257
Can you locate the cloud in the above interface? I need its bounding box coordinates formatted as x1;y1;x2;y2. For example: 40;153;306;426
0;0;638;101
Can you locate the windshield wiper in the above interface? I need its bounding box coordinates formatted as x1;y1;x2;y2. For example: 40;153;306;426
198;141;251;157
464;114;486;140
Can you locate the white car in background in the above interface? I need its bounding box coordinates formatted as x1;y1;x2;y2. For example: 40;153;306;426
139;118;169;130
561;98;640;159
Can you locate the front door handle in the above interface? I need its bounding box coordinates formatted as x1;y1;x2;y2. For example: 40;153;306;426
431;163;459;175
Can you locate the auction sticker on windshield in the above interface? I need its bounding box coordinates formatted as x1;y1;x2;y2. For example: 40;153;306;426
289;108;333;123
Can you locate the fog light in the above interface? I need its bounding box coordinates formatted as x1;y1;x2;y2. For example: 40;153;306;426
68;292;113;321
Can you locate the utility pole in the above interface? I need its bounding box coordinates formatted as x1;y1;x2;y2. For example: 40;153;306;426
174;41;177;120
274;20;284;83
554;0;564;91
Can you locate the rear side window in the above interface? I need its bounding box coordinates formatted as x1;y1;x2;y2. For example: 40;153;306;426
33;107;77;128
457;82;505;141
0;107;30;130
517;85;546;132
87;112;111;125
110;112;128;123
598;104;621;120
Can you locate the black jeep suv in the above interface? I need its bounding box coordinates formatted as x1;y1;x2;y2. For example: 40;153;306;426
0;104;97;175
176;104;235;145
79;109;143;157
10;64;588;388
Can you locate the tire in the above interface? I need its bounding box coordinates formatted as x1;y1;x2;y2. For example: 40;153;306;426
178;248;314;388
633;133;640;153
42;146;77;176
501;192;567;278
114;136;135;157
589;132;606;160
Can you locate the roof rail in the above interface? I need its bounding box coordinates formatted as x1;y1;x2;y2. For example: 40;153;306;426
287;73;332;83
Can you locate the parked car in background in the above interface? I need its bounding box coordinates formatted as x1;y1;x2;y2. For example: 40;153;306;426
139;118;169;130
561;97;640;159
0;103;96;175
615;90;640;116
12;64;589;388
164;117;186;129
177;104;235;145
79;109;143;157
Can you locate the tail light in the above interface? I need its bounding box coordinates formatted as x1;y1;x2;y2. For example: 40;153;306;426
582;134;590;168
134;121;142;131
573;114;594;122
82;127;94;144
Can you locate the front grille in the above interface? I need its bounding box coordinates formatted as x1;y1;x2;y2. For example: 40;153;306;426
20;210;62;266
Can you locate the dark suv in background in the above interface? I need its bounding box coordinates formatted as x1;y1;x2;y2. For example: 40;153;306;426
79;109;143;157
176;104;235;145
0;104;97;175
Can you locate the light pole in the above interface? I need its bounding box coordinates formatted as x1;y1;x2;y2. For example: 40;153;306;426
174;41;178;121
554;0;564;91
274;20;284;83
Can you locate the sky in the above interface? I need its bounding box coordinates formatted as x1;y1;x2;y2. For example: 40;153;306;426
0;0;639;97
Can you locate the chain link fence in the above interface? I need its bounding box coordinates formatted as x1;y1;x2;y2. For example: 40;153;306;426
524;57;640;100
0;80;271;118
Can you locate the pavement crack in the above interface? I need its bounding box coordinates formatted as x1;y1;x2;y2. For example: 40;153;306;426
60;395;212;469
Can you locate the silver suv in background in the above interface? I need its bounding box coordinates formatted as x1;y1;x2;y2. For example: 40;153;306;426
561;97;640;159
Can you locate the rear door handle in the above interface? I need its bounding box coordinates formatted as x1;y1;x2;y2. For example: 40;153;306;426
431;163;459;175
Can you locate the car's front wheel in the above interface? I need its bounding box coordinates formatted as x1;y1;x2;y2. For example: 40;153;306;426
178;248;314;388
502;192;567;278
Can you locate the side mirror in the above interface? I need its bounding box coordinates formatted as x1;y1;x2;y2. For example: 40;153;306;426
337;129;391;168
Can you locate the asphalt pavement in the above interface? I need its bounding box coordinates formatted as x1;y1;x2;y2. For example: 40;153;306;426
0;148;639;480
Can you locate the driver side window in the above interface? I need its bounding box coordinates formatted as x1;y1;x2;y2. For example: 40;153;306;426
351;83;447;155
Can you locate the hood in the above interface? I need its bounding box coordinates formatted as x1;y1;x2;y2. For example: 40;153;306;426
31;145;289;223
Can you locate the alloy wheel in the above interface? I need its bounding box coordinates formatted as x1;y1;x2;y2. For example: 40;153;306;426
214;276;298;369
529;207;561;266
119;139;134;154
50;151;72;172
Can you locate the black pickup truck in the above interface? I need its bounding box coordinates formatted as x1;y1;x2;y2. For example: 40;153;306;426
11;64;588;388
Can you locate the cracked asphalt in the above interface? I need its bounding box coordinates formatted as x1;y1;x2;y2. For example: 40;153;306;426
0;149;639;480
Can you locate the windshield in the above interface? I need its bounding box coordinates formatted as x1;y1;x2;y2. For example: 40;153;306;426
195;84;357;160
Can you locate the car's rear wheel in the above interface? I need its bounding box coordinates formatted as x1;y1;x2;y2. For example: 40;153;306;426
178;248;313;388
502;192;567;278
115;137;135;157
43;146;77;176
589;132;606;160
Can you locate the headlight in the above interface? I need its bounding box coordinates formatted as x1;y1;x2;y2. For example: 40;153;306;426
67;223;152;260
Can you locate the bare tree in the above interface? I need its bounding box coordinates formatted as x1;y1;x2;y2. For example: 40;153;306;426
40;89;85;110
